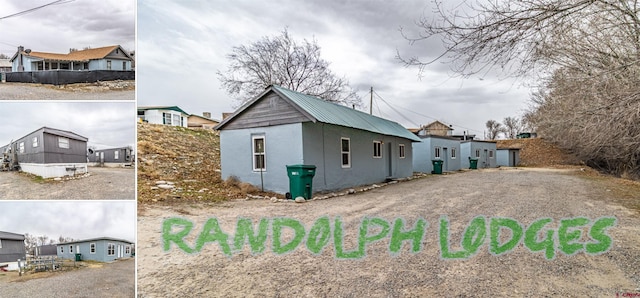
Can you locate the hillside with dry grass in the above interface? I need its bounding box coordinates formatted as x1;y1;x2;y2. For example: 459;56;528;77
137;123;273;203
496;138;581;167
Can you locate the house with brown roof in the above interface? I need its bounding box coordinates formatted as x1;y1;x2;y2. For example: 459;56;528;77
10;45;133;72
420;121;454;136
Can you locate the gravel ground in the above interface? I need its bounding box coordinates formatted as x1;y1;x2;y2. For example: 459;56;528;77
1;258;134;297
0;82;134;100
137;168;640;297
0;167;135;200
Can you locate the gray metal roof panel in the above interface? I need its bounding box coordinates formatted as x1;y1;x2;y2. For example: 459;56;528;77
0;231;25;240
272;86;421;142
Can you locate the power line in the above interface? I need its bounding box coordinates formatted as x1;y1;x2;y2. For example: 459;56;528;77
0;0;76;21
372;91;421;127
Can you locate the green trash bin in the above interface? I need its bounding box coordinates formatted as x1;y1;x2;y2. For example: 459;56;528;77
431;160;443;174
469;158;478;169
286;165;316;200
75;253;82;261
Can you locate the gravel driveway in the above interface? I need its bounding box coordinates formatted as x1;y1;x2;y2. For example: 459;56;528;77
1;258;134;297
137;168;640;297
0;167;135;200
0;83;134;100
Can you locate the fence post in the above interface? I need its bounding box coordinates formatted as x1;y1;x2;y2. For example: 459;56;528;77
18;258;22;276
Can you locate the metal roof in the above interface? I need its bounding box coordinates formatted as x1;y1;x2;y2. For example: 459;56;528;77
138;106;189;115
217;85;421;142
56;237;134;245
42;127;88;142
0;231;25;240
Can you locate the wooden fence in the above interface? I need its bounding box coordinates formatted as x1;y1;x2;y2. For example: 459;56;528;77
17;256;64;276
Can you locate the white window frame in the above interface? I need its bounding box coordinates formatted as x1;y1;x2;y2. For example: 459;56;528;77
435;146;441;159
125;245;131;254
341;137;351;168
32;137;38;148
475;149;481;158
90;243;96;254
172;114;181;127
399;144;406;159
114;150;119;160
489;150;494;158
60;246;64;253
69;245;73;253
163;113;172;125
107;243;115;256
252;135;266;171
451;148;456;159
373;141;382;158
59;137;70;149
0;239;2;248
19;142;24;153
106;60;112;70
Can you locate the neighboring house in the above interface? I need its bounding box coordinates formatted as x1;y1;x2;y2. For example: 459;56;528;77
34;244;58;257
188;112;220;129
421;121;453;136
215;85;422;194
137;106;188;127
0;231;26;271
57;237;134;262
88;146;134;167
413;134;461;173
461;140;498;169
0;127;88;178
497;148;521;167
0;59;11;72
10;45;133;72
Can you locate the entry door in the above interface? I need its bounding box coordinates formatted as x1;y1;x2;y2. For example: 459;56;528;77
443;148;448;171
484;149;489;168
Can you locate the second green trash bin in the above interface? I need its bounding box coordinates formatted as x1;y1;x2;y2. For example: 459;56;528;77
431;160;443;174
469;158;478;169
286;165;316;200
75;253;82;261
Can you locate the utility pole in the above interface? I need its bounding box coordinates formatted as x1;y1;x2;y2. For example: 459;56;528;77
369;86;373;115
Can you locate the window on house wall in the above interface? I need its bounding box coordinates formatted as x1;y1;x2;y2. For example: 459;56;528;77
32;137;38;147
489;150;494;158
373;141;382;158
59;137;70;149
114;150;119;160
0;239;2;248
163;113;171;125
173;114;181;126
90;243;96;254
107;60;112;70
107;243;115;256
122;61;126;70
60;246;64;253
451;148;457;159
435;146;441;159
19;142;24;153
341;138;351;168
399;144;406;158
252;136;266;171
125;246;130;254
69;245;73;253
475;149;481;158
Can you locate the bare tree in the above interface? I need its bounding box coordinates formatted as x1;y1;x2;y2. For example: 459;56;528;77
485;119;505;140
217;28;361;106
502;116;520;139
0;53;9;59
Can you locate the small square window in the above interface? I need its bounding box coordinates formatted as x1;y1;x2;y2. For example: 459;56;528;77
59;137;70;149
399;144;405;159
107;243;115;256
90;243;96;254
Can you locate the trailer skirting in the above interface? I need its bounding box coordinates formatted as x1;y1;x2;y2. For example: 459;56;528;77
19;163;88;178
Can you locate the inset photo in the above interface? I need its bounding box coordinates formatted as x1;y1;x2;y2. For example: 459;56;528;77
0;0;135;100
0;201;135;297
0;102;135;200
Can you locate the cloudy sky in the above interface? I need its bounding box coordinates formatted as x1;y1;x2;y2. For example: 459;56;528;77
138;0;532;137
0;201;135;242
0;102;135;150
0;0;135;57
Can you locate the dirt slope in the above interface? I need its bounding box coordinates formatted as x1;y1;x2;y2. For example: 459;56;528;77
137;123;280;203
497;138;581;167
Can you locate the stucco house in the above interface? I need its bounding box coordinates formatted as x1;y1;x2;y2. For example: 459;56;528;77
0;59;11;72
461;140;498;169
88;146;134;167
10;45;133;72
57;237;134;262
137;106;188;127
0;127;88;178
413;134;461;173
420;121;454;136
0;231;26;271
215;85;421;194
497;148;521;167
